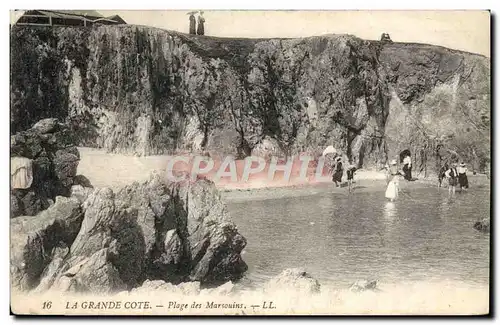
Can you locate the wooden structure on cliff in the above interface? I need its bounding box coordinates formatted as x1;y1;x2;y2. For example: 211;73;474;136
13;10;126;27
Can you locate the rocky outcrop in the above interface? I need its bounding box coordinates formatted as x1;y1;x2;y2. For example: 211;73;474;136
264;268;320;294
114;173;248;285
474;218;490;233
10;118;82;217
11;175;247;294
130;279;201;296
10;196;84;291
122;268;319;297
349;279;378;292
10;26;490;173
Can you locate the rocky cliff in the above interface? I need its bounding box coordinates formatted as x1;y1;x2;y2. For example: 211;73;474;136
10;25;490;174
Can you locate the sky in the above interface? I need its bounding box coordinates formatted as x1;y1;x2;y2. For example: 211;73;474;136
11;10;490;57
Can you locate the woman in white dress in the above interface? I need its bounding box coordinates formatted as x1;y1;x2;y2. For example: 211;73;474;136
385;160;400;201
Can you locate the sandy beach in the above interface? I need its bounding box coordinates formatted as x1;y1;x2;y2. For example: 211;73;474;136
77;147;489;201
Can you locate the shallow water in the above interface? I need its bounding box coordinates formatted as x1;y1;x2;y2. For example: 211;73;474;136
226;185;490;289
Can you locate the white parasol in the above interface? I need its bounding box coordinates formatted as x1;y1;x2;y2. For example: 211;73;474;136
322;145;337;157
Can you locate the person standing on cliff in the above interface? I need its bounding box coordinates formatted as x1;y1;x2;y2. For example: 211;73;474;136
197;11;205;36
188;12;196;35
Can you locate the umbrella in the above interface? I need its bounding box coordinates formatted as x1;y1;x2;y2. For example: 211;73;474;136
399;149;411;163
322;145;337;157
186;11;197;15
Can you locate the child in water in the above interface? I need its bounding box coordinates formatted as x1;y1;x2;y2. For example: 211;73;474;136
445;162;459;196
332;156;343;187
385;160;400;202
438;162;449;188
346;164;357;192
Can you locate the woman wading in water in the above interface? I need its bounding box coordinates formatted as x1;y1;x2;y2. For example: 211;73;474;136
444;162;459;196
458;162;469;191
332;156;344;187
385;160;400;202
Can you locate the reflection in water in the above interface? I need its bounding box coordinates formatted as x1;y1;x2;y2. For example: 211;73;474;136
227;186;490;288
384;201;397;222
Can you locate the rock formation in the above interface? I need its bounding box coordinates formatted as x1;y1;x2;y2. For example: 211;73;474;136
349;279;378;292
10;173;247;294
10;118;85;217
10;25;490;174
11;196;84;291
473;218;490;233
264;268;321;294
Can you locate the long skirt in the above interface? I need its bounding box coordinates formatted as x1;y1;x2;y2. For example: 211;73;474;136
385;179;399;200
403;164;412;180
458;173;469;188
197;22;205;35
332;170;343;183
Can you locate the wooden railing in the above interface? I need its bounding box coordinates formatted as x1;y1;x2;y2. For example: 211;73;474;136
15;14;99;27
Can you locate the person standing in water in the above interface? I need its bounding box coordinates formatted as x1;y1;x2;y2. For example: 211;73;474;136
332;156;343;187
403;154;412;181
458;162;469;191
444;162;459;196
385;160;400;202
438;162;449;188
346;164;357;192
197;11;205;36
188;12;196;35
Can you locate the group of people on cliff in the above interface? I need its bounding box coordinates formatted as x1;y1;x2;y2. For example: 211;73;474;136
188;11;205;36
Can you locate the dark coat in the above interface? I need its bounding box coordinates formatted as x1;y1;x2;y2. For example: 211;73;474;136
197;16;205;35
189;15;196;34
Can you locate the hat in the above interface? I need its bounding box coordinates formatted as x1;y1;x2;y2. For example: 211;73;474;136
460;162;466;167
390;159;397;165
335;156;342;162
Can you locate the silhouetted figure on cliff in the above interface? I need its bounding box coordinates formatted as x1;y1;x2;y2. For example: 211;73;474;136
188;12;196;35
380;33;393;43
197;11;205;36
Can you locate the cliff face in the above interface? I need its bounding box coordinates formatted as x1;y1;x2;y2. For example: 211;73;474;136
10;25;490;173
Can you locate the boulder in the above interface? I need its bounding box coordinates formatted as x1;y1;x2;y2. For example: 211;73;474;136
33;245;70;292
74;174;93;188
31;118;60;134
51;249;126;294
10;118;80;216
177;179;248;284
200;281;234;296
66;188;146;289
264;268;320;294
474;218;490;233
11;194;21;218
70;185;94;204
10;196;83;291
131;279;201;296
349;279;378;292
13;175;247;294
115;173;248;285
